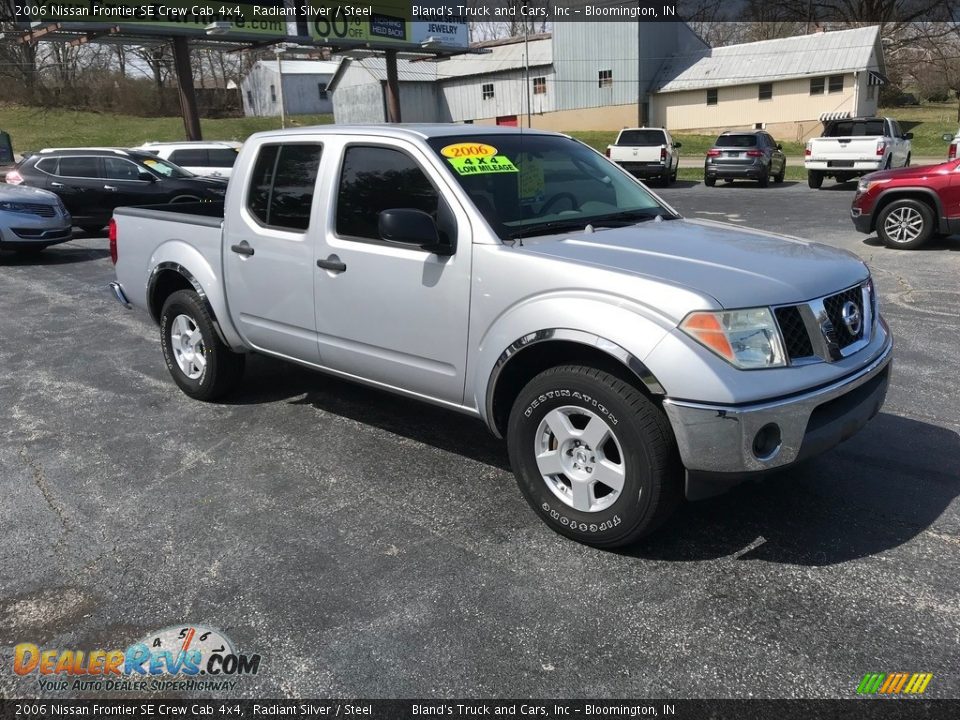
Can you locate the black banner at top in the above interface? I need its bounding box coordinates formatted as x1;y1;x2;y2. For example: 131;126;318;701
1;700;960;720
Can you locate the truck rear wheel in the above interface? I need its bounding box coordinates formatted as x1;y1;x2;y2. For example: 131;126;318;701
807;171;823;189
506;365;681;548
160;289;244;401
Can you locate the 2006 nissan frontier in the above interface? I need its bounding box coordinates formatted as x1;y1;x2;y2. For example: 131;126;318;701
110;125;892;547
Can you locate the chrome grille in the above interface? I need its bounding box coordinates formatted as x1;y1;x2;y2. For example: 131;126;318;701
774;305;814;359
823;286;865;348
20;203;57;218
774;282;873;364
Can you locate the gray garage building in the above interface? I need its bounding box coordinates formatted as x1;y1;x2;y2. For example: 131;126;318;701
241;59;341;117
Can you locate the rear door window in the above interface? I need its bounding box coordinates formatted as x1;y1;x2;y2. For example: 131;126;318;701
56;156;101;178
207;149;239;168
169;149;207;167
247;143;323;232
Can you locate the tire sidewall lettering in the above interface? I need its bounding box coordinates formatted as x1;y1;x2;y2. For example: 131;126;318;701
523;388;618;427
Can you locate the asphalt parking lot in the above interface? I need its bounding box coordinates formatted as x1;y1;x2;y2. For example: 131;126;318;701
1;180;958;699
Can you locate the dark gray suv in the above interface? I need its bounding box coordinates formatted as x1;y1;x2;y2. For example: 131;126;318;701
704;130;786;187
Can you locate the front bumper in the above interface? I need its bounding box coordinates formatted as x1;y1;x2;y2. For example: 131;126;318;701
662;337;892;483
850;206;873;234
0;217;73;248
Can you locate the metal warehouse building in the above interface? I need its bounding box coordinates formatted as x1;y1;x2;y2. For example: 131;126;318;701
328;23;884;141
241;59;341;117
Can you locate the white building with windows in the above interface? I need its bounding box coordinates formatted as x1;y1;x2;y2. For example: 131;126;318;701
241;60;341;117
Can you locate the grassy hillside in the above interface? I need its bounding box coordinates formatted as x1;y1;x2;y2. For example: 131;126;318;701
0;105;333;154
1;102;955;160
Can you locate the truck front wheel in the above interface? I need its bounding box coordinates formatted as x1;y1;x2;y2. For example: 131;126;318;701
507;365;681;548
160;289;245;401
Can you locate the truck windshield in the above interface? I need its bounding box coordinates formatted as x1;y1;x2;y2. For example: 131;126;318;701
427;134;672;241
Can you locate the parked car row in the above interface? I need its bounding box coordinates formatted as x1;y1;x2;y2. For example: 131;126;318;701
2;141;238;253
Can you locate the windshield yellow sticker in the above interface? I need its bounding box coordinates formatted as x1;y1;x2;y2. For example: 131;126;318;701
441;142;498;159
517;153;545;199
448;155;518;175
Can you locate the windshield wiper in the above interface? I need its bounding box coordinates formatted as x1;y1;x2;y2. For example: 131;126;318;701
506;219;600;240
588;209;678;227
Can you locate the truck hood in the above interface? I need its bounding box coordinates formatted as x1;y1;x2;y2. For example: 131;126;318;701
517;218;869;309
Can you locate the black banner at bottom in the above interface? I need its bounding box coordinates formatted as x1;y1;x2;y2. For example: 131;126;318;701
0;700;959;720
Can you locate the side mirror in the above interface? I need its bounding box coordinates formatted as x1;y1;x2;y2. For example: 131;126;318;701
139;172;156;182
903;132;914;140
943;133;955;142
776;143;783;150
673;141;682;149
378;208;454;256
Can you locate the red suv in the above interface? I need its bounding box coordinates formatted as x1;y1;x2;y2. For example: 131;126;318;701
851;160;960;249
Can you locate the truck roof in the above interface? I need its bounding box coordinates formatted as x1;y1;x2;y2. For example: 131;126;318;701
247;124;566;142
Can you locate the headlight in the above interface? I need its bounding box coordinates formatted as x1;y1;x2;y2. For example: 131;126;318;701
0;201;33;214
857;177;890;193
680;307;787;369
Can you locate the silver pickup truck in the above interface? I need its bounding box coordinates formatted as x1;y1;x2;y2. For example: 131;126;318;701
110;125;892;548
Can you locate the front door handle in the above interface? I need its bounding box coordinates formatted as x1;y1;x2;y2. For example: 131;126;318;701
230;241;255;257
104;185;118;192
50;182;64;188
317;256;346;272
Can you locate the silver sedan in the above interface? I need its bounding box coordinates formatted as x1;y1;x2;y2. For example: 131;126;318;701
0;182;73;254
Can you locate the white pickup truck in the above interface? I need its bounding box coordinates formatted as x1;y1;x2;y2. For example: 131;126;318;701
805;117;912;188
605;128;681;186
110;125;892;548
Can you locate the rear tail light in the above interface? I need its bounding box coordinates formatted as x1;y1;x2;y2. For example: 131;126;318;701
660;147;667;161
108;218;118;265
706;149;721;157
745;150;764;157
950;143;957;161
804;143;812;157
604;148;610;158
876;141;886;157
5;169;23;185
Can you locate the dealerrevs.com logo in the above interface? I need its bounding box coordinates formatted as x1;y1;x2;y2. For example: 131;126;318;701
13;625;261;693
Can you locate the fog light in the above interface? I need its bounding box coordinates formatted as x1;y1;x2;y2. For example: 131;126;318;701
752;423;782;460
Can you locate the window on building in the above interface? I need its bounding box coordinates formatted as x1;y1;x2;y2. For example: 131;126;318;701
270;85;277;102
758;83;773;101
336;146;440;243
867;84;876;100
246;90;254;105
482;83;494;100
247;143;323;231
533;76;546;95
810;77;825;95
318;82;328;100
828;75;844;93
706;88;718;106
598;69;613;88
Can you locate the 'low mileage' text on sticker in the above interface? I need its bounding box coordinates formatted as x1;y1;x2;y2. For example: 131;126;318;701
440;142;498;158
448;156;519;175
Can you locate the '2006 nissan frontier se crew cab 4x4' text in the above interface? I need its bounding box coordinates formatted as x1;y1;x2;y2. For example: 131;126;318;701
110;125;892;548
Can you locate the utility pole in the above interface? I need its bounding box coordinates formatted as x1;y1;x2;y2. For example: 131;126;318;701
524;13;531;128
385;49;402;122
276;46;286;129
172;36;202;140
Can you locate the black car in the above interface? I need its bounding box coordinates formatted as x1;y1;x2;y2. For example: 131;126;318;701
11;148;228;233
703;130;786;187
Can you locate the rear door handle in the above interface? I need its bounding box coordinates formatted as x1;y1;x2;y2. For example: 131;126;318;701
50;182;64;188
317;255;346;272
104;185;118;192
230;241;255;257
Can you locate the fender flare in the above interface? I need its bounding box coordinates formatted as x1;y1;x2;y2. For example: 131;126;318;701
484;328;666;438
147;262;229;346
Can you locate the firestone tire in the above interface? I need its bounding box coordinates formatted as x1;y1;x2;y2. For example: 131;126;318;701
506;365;682;548
160;289;245;401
